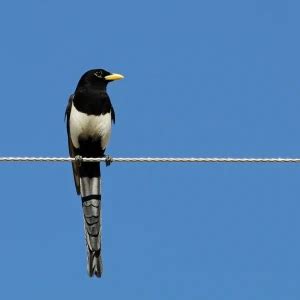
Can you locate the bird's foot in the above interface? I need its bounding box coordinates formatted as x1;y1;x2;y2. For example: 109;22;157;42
75;155;83;167
105;155;113;167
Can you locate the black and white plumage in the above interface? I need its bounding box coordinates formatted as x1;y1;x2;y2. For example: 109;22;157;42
65;69;123;277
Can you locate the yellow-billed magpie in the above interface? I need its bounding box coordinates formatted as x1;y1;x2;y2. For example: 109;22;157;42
65;69;123;277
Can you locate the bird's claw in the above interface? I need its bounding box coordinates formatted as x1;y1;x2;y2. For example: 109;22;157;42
75;155;83;166
105;155;113;167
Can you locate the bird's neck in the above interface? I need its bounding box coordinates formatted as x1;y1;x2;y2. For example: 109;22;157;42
76;83;107;94
95;82;107;92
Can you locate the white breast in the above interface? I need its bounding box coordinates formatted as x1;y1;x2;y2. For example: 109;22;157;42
69;103;112;149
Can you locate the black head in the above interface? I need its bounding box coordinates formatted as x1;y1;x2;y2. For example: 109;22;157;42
76;68;124;90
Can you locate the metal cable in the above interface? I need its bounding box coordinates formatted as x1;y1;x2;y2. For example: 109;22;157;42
0;157;299;163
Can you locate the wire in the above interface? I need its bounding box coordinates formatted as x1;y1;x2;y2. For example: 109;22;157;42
0;157;299;163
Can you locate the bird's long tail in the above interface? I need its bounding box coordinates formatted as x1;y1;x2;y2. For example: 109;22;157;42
80;162;102;277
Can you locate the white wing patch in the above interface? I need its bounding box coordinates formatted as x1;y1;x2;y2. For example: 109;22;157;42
69;103;112;149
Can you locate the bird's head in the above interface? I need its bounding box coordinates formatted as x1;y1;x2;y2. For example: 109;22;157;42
77;69;124;90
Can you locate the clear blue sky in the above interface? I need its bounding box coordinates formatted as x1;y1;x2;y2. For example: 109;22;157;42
0;0;299;299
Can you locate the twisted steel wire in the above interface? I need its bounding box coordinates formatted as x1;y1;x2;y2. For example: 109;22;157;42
0;157;299;163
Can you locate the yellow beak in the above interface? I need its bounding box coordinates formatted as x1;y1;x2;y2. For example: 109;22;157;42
104;73;124;81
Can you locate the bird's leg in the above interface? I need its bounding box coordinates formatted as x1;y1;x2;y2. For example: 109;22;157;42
105;155;113;167
75;155;83;167
100;148;112;166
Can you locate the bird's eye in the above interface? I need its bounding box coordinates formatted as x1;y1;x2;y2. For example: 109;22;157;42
94;71;102;78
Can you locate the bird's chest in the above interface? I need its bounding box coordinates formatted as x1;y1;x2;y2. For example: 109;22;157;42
69;103;112;149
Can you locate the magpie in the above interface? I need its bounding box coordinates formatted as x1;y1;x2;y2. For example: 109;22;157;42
65;69;124;277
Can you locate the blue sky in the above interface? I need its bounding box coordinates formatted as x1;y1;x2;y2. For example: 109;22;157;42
0;0;299;299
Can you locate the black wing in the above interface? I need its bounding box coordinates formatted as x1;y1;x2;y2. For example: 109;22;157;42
65;94;81;195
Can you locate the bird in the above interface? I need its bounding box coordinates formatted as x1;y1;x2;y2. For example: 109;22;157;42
65;68;124;277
